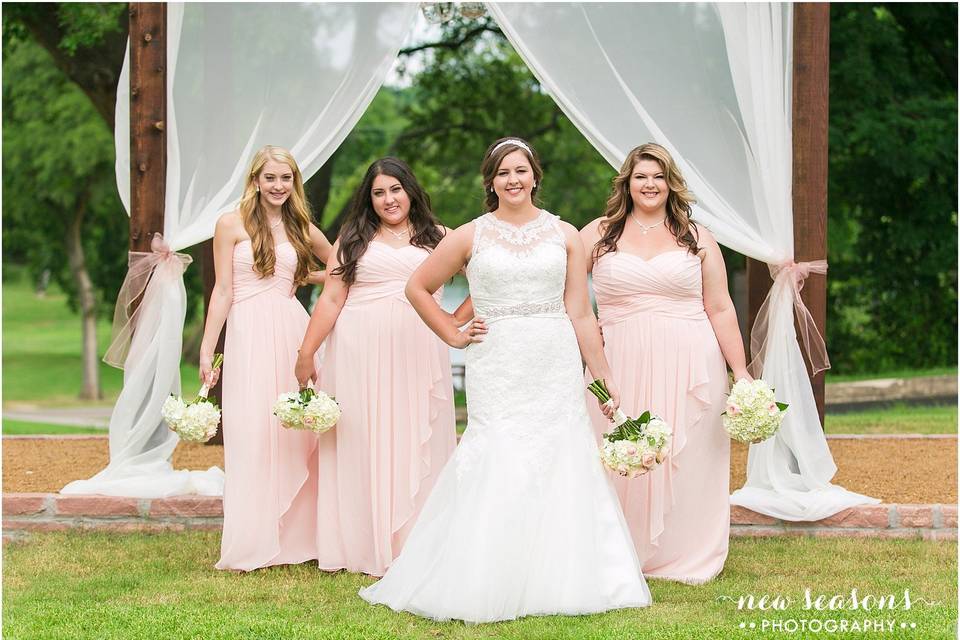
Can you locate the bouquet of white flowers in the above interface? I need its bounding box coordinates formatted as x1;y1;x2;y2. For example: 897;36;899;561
161;353;223;443
587;379;672;478
722;378;788;444
273;387;341;434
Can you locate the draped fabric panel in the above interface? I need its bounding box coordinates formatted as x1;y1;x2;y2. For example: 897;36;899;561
65;3;419;498
488;1;877;519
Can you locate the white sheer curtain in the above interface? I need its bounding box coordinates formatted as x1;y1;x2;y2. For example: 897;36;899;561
488;2;878;520
63;2;419;498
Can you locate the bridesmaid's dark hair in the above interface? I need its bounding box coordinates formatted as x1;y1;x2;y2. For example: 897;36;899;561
332;157;444;286
593;143;700;263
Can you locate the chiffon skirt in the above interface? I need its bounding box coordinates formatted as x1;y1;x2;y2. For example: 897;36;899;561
588;312;731;584
217;291;320;571
315;295;456;576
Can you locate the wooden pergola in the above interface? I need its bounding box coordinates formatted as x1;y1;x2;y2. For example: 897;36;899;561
126;2;831;440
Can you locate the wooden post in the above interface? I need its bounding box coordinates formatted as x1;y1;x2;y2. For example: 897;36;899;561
128;3;166;251
746;3;830;424
201;241;226;444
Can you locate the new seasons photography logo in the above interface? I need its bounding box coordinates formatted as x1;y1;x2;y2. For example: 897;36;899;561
717;588;944;635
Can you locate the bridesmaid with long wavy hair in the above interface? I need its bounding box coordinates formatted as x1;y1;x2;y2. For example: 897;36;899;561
581;142;750;584
200;145;331;571
295;157;472;576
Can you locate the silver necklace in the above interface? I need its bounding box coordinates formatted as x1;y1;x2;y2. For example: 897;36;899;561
382;224;410;240
631;213;666;235
268;216;283;231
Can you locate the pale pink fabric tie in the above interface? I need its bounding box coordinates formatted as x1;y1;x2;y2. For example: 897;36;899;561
103;233;193;368
748;259;830;377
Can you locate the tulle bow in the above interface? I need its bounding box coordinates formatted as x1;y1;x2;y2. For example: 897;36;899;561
748;259;830;377
102;233;193;368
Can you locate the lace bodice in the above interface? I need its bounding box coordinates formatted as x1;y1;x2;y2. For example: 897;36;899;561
465;211;567;320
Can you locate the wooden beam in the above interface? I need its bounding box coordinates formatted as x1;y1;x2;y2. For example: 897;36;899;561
792;3;830;422
128;3;166;252
746;3;830;424
201;240;226;444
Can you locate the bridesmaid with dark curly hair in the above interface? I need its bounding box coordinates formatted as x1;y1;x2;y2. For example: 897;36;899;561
295;157;472;576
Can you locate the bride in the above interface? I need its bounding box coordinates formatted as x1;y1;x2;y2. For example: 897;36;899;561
359;138;652;623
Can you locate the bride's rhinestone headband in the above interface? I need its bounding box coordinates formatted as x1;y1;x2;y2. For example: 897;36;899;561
491;139;532;156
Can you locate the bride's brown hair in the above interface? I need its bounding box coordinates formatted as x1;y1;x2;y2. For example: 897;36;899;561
593;143;700;263
238;145;318;285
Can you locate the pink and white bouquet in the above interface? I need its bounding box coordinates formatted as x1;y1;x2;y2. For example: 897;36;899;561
722;378;788;444
273;387;341;434
161;353;223;443
587;379;672;478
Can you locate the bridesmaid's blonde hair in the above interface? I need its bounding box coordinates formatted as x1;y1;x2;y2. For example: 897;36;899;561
594;143;699;263
238;145;317;286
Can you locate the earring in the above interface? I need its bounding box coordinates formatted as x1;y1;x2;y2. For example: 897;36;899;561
533;182;538;188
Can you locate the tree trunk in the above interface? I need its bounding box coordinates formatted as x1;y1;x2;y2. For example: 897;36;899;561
65;191;102;400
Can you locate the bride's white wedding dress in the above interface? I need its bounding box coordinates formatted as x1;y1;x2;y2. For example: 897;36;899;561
359;210;651;623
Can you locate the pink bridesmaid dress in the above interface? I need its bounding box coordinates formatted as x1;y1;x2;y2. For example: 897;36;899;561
315;242;457;576
216;240;320;571
587;249;730;584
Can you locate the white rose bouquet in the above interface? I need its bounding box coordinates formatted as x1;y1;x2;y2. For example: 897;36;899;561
587;379;672;478
161;353;223;443
273;387;340;434
722;378;788;444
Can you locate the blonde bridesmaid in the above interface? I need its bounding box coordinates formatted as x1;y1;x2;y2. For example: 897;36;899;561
580;143;750;584
295;157;470;576
200;145;332;571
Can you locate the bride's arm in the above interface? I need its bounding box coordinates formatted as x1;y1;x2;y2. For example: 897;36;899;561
405;224;486;348
559;222;618;416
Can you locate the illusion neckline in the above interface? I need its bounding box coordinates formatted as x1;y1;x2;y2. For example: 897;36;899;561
486;209;547;231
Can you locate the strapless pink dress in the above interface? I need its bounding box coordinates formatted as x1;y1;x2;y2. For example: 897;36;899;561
315;242;456;576
587;249;730;584
216;240;320;571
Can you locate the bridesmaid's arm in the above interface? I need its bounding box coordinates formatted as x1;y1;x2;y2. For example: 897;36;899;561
199;213;242;387
304;224;333;286
308;223;333;263
560;222;618;417
699;226;751;381
295;240;348;386
406;224;485;348
578;217;603;276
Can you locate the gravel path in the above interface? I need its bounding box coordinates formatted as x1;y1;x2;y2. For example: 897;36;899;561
3;437;955;504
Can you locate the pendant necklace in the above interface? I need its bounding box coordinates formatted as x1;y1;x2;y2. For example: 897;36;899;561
631;213;666;235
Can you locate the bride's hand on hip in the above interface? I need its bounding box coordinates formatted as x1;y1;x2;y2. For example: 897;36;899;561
448;318;487;349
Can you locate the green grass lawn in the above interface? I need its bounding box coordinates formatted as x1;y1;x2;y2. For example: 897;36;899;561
826;366;957;384
3;532;955;639
2;270;200;408
1;419;105;435
824;404;957;435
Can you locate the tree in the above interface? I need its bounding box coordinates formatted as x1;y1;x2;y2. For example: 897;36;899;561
2;34;128;399
827;3;958;372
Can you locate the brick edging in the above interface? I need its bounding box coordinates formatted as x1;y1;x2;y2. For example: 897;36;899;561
2;494;956;542
729;504;957;540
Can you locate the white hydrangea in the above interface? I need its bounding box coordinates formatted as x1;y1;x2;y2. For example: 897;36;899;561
273;388;340;433
598;413;672;478
722;378;787;443
273;392;306;428
162;395;221;443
